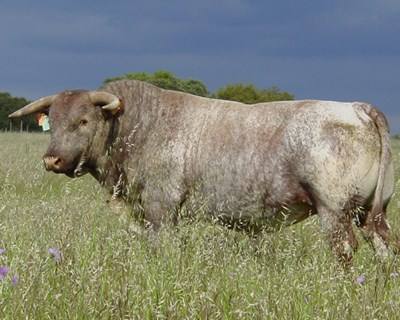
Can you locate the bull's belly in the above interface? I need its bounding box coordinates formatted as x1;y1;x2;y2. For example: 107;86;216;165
212;201;316;231
183;179;316;231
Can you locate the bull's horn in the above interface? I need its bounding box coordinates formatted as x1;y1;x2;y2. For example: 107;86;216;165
89;91;121;115
8;95;56;118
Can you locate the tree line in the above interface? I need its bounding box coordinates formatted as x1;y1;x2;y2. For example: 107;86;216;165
0;92;40;131
104;70;294;103
1;70;294;131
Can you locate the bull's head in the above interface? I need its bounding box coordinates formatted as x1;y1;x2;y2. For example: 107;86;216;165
9;90;122;178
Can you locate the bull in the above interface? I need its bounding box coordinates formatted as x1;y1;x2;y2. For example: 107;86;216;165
9;80;396;264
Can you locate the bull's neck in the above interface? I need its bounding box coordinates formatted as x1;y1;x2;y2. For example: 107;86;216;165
89;116;125;187
88;83;164;191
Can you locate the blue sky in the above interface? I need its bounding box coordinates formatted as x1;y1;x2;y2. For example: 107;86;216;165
1;0;399;132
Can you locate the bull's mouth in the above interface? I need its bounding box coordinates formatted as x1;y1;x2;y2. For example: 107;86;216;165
63;166;88;178
71;157;90;178
44;154;90;178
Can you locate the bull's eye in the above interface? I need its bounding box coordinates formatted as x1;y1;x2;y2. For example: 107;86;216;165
79;119;88;126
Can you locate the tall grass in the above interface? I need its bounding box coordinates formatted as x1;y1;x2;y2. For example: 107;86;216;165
0;132;399;319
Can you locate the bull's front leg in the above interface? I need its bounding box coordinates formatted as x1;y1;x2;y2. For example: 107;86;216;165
141;184;187;231
103;170;131;215
105;196;145;236
107;196;129;215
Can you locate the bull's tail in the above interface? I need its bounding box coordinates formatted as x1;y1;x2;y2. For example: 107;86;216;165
367;105;391;221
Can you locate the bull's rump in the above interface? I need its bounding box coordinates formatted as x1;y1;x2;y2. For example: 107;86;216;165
285;101;393;212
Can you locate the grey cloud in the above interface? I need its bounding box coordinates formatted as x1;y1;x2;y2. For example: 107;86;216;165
0;0;399;132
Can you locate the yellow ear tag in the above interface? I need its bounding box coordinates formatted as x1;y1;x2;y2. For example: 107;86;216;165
38;114;50;131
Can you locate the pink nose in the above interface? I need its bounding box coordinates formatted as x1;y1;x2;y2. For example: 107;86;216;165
43;156;63;171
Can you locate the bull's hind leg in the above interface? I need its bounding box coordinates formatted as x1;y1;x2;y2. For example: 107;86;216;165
318;204;359;266
356;202;393;260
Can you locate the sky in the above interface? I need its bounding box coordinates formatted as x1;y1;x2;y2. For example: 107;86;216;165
1;0;399;132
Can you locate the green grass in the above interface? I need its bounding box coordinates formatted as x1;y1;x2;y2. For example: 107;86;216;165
0;132;400;319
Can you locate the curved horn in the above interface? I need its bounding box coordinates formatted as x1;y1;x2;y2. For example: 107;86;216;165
8;95;56;118
89;91;121;114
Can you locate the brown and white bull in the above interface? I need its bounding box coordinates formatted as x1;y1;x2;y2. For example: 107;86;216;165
9;80;396;264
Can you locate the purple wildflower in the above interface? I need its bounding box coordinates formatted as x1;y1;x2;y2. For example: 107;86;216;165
11;274;19;286
0;248;5;255
356;274;366;285
0;266;9;280
48;247;62;263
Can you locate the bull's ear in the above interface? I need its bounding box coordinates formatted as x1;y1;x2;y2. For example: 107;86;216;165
8;95;56;118
89;91;122;116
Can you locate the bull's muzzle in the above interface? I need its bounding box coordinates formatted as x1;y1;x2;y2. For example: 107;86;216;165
43;155;63;172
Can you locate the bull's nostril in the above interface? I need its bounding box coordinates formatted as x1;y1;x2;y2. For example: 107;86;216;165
43;156;63;171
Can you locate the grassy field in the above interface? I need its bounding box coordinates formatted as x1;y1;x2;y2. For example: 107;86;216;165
0;132;400;319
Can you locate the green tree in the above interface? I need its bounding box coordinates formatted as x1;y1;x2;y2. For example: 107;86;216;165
214;83;294;104
104;70;295;103
0;92;40;131
104;70;209;97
